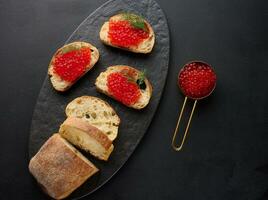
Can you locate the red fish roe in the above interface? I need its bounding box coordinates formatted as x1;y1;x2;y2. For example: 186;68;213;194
108;20;149;47
178;62;216;99
107;72;141;105
53;47;91;82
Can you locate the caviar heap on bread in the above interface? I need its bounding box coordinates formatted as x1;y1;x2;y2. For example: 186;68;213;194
95;65;152;109
48;41;99;92
100;13;155;53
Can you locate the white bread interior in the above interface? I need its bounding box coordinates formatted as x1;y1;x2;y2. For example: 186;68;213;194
65;96;120;141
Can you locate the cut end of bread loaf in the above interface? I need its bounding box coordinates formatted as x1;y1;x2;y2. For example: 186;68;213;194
65;96;120;141
29;134;98;199
99;13;155;54
95;65;153;109
59;117;114;161
48;41;99;92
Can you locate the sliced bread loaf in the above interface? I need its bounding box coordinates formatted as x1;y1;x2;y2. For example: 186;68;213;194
48;41;99;92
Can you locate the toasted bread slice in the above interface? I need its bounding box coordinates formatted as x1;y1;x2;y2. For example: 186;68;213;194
48;41;99;92
59;117;114;161
95;65;152;109
100;13;155;53
65;96;120;141
29;134;98;199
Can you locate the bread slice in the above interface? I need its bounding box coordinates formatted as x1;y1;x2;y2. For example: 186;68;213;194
59;117;114;161
95;65;153;109
100;13;155;53
48;41;99;92
65;96;120;141
29;134;98;199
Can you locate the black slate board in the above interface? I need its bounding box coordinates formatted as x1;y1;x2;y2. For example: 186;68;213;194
29;0;169;199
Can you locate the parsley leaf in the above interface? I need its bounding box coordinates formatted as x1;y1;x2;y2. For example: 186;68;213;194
136;69;147;89
122;13;148;32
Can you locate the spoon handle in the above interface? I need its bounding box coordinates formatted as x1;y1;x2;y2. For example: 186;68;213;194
172;97;197;151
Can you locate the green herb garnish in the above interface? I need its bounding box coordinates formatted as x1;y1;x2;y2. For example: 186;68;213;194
122;13;147;32
136;69;147;90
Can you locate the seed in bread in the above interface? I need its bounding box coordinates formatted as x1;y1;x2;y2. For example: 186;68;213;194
59;117;114;161
65;96;120;141
100;13;155;53
95;65;152;109
29;134;98;199
48;41;99;92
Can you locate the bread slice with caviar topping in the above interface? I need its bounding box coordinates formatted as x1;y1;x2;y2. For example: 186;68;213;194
29;134;98;199
65;96;120;141
100;13;155;53
48;41;99;92
95;65;152;109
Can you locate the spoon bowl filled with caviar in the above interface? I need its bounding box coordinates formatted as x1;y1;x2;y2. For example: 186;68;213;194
172;61;217;151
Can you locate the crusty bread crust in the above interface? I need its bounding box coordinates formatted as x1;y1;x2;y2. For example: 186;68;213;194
99;14;155;54
29;134;98;199
65;96;120;141
59;117;114;161
95;65;153;109
48;41;99;92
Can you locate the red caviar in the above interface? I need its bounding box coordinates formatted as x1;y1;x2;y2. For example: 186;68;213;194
53;47;91;82
178;62;216;99
108;20;149;47
107;72;141;105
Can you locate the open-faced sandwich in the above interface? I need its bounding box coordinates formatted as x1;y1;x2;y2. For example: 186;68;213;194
48;41;99;92
95;65;152;109
100;13;155;53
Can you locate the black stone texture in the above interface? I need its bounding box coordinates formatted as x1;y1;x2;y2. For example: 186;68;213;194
0;0;268;200
28;0;169;199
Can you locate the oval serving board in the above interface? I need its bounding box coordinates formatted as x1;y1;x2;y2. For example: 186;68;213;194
29;0;169;199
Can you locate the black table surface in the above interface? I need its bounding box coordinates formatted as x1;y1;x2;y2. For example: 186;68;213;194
0;0;267;199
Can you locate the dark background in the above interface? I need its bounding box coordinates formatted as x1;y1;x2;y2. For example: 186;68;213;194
0;0;267;199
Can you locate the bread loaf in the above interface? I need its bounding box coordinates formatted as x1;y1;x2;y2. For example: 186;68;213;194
29;134;98;199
